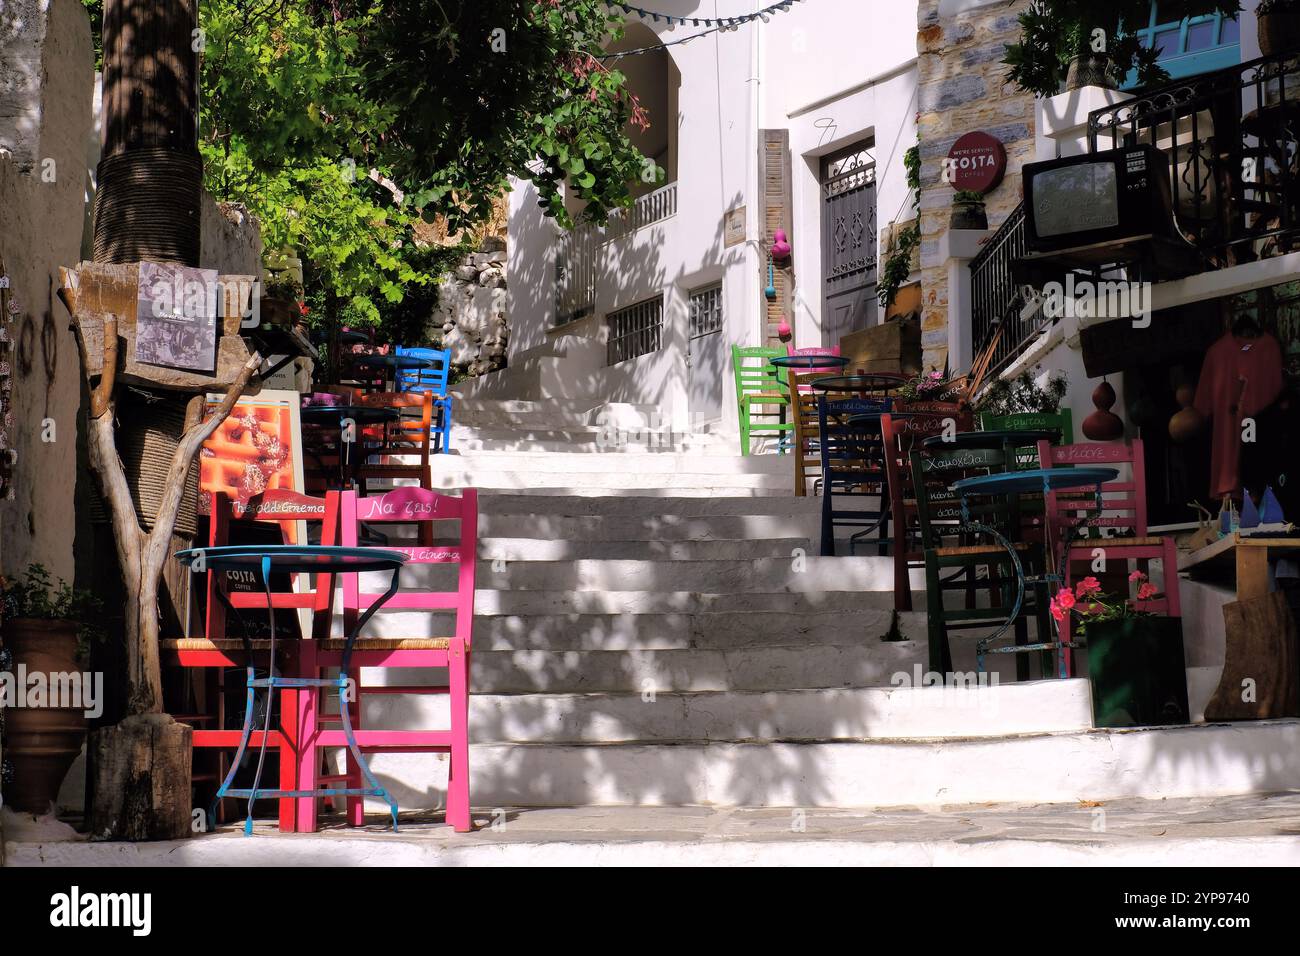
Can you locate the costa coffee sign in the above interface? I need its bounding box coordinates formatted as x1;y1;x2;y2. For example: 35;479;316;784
946;131;1006;194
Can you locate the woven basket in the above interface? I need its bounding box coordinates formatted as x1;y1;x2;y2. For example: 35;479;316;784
88;390;199;536
92;148;202;266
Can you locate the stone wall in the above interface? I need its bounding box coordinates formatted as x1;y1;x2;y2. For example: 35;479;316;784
429;236;508;377
916;0;1034;371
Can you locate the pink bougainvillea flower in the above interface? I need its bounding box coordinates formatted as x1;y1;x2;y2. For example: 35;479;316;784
1075;576;1102;597
1136;582;1158;601
1055;588;1076;610
1128;570;1146;582
1050;601;1066;623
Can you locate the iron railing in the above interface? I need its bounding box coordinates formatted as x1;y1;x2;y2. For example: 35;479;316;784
554;182;678;326
969;204;1047;379
970;51;1300;379
1088;50;1300;264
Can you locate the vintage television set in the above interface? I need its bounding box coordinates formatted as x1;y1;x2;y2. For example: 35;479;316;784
1018;145;1199;279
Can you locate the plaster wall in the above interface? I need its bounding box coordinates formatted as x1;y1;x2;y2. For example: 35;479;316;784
0;0;94;584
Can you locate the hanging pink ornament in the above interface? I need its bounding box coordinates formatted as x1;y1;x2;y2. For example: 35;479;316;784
776;316;793;341
770;229;792;261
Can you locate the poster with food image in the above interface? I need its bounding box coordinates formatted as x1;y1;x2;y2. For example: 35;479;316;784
198;389;306;539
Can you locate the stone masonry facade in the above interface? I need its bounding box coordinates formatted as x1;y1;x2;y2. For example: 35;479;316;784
916;0;1035;371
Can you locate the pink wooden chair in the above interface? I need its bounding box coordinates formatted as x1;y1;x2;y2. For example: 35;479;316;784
163;488;341;832
294;486;477;832
1037;439;1181;676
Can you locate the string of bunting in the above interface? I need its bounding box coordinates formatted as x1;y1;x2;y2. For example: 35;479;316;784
600;0;802;59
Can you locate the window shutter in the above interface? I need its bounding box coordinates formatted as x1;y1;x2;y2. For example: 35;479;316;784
758;129;794;347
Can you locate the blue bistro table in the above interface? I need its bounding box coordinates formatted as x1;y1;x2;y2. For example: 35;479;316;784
768;354;851;371
174;544;408;835
352;352;437;390
810;373;906;394
300;404;400;489
950;466;1119;677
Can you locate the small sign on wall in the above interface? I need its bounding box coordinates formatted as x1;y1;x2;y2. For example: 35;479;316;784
723;206;747;247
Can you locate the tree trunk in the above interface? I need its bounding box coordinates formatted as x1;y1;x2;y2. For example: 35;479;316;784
88;713;193;840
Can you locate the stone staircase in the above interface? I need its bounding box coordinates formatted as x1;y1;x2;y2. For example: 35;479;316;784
354;398;1300;817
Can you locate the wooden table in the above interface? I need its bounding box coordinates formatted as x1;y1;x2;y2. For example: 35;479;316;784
1178;529;1300;601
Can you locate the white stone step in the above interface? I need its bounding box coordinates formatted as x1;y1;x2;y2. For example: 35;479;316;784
464;641;926;692
430;452;790;476
476;536;811;560
476;512;820;542
358;719;1300;810
410;608;926;651
16;795;1300;867
449;426;737;455
360;679;1093;743
479;494;822;518
450;400;660;429
425;471;794;496
373;556;904;593
466;589;904;616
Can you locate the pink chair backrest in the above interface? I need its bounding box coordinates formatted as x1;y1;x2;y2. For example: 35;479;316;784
339;487;477;646
1036;439;1148;543
787;345;842;389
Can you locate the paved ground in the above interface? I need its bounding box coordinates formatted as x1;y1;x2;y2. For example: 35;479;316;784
5;792;1300;866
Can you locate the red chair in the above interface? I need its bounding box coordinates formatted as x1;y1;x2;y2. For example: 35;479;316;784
880;405;973;611
163;488;341;832
1037;439;1182;676
294;485;477;832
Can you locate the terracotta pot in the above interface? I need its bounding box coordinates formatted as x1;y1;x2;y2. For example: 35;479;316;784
1259;11;1300;56
2;618;88;813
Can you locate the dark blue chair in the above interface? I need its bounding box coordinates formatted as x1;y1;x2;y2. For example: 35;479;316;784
395;346;453;454
817;395;892;556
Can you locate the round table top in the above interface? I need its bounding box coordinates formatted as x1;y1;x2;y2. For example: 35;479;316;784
769;354;851;370
352;353;435;370
174;544;408;574
922;428;1060;450
300;404;401;426
811;373;906;393
952;466;1118;497
338;330;371;345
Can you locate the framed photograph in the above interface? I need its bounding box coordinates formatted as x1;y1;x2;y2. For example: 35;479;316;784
135;261;219;372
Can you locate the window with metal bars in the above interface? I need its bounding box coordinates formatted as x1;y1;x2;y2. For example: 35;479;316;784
606;296;664;365
1123;4;1241;87
688;284;723;340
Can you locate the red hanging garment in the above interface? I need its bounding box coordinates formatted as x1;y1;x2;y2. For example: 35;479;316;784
1193;332;1284;499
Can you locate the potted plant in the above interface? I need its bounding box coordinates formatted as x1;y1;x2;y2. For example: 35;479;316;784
1004;2;1241;97
1051;572;1190;727
975;368;1069;418
1;564;104;813
950;190;989;230
1258;0;1300;55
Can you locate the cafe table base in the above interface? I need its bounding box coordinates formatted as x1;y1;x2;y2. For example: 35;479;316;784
174;546;407;835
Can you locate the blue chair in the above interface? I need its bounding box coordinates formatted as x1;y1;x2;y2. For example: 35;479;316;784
395;346;453;454
817;395;892;556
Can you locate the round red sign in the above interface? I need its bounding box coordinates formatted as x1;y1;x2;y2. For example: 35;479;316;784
946;131;1007;194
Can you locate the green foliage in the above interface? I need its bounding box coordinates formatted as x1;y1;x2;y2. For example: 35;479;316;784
78;1;655;333
975;368;1069;416
1;565;107;654
879;144;922;310
1003;1;1240;98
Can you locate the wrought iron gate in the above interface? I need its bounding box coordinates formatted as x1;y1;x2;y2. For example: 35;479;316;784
821;142;878;345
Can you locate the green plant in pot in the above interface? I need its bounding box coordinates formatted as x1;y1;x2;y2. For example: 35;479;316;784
1051;572;1189;728
1258;0;1300;56
1;564;105;814
1004;1;1241;97
950;190;989;230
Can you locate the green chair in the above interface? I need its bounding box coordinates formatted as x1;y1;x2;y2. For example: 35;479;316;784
979;408;1073;470
909;444;1052;680
732;345;793;455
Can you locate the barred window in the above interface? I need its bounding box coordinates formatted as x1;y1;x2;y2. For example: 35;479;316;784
606;296;664;365
688;284;723;339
